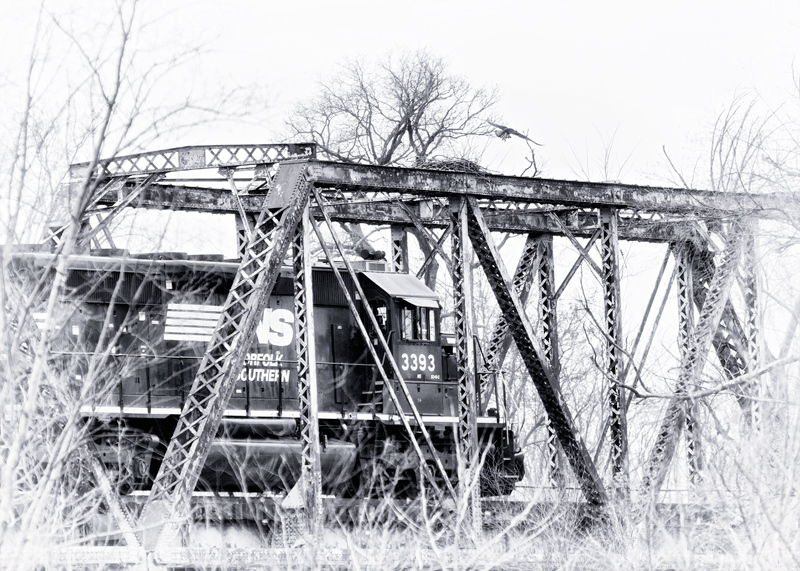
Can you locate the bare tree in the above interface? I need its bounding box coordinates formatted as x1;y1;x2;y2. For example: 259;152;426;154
287;50;498;167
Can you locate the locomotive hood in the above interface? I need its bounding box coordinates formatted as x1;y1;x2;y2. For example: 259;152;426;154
360;271;440;308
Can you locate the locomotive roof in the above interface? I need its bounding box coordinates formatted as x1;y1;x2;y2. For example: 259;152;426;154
361;271;440;308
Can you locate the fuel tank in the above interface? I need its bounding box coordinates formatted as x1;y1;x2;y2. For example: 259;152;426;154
200;435;357;493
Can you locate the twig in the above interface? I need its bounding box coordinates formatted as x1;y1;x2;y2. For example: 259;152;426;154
620;355;799;400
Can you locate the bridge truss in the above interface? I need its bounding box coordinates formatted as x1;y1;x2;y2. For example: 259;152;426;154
43;143;797;562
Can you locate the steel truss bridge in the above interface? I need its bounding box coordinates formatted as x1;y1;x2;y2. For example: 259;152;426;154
36;143;798;565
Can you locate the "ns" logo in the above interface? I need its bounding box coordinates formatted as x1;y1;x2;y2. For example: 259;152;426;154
255;308;294;347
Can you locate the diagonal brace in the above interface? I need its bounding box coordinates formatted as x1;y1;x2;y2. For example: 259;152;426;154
138;163;311;550
465;197;607;507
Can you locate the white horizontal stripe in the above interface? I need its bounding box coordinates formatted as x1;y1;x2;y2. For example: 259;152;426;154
166;303;223;312
164;323;217;332
164;333;212;342
78;404;500;430
146;407;181;415
166;310;221;320
81;405;121;414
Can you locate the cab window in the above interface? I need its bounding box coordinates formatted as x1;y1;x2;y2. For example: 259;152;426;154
401;305;436;341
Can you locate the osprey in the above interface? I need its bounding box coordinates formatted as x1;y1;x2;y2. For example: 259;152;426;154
488;121;542;145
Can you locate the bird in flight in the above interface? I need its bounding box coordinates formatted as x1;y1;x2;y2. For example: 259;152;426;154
488;121;542;145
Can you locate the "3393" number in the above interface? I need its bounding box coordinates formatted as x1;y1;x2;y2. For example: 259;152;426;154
400;352;436;372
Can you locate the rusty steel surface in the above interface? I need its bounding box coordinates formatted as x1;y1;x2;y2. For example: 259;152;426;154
53;145;788;542
599;209;628;499
95;181;712;244
449;197;482;529
305;161;793;216
293;206;323;529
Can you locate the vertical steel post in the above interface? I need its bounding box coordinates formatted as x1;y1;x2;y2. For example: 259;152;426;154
536;235;562;486
449;196;482;532
599;209;628;498
676;244;702;486
742;230;761;427
390;225;409;273
293;205;323;532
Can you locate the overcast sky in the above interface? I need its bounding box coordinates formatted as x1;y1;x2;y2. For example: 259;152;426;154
175;0;800;184
3;0;800;186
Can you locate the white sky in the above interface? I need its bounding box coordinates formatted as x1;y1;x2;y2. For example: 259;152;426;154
3;0;800;185
169;0;800;183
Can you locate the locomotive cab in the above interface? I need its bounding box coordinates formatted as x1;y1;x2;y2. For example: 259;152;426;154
358;272;456;416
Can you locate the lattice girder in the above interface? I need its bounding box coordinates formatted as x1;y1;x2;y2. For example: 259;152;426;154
599;209;629;498
139;163;311;549
535;235;562;486
70;144;315;179
675;244;702;485
741;231;762;426
293;206;323;528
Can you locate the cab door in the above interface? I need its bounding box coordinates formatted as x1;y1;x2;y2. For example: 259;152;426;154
388;302;444;415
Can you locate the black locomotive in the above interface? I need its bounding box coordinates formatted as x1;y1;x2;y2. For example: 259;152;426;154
16;249;523;499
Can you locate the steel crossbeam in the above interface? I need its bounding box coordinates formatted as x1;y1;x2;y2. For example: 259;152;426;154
293;206;323;529
450;197;482;528
69;144;315;179
93;181;714;243
138;163;311;550
307;162;793;216
599;209;628;498
643;228;744;497
463;197;607;507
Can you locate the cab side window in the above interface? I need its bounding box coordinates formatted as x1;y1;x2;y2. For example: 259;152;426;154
401;305;436;341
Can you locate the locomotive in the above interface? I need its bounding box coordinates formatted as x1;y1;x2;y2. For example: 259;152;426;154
16;248;524;500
